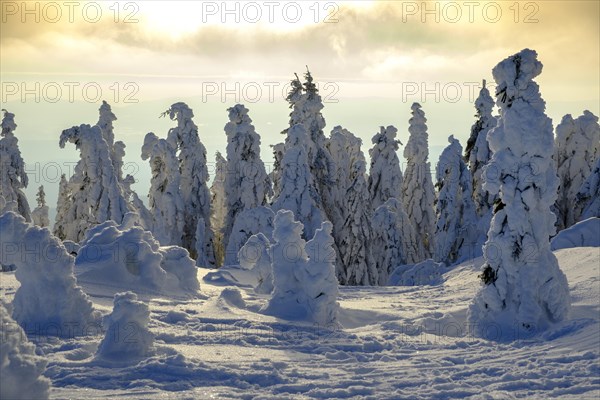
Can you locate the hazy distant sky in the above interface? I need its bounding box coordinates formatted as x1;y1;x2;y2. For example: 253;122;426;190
1;0;598;216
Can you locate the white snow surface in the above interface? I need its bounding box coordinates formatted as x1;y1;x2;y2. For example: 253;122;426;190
551;217;600;250
0;246;597;399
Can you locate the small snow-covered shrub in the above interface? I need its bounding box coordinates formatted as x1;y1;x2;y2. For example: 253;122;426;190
0;301;51;400
75;218;199;295
0;212;99;337
238;233;273;294
96;292;154;360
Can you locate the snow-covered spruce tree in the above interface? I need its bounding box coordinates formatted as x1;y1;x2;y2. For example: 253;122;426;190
53;174;71;240
97;292;155;360
164;102;215;265
0;110;31;222
554;111;600;230
468;49;570;338
223;104;272;254
141;132;185;246
464;80;497;218
0;212;99;336
31;185;49;228
58;124;131;242
272;123;325;240
269;142;285;199
283;69;337;233
576;156;600;220
401;103;436;261
372;198;419;285
434;136;479;265
263;210;339;325
368;125;404;209
210;151;227;266
338;159;378;286
1;301;51;400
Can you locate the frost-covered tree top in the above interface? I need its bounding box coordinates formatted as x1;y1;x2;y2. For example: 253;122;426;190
163;102;214;264
464;81;497;217
434;136;478;265
0;109;31;222
469;49;570;338
59;123;131;241
98;100;117;148
223;104;272;251
577;156;600;220
272;124;325;240
210;151;227;234
554;111;600;230
402;103;436;260
368;125;403;209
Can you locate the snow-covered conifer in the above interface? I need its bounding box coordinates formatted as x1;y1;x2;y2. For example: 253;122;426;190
263;210;338;325
269;142;285;199
164;102;215;265
554;111;600;230
464;80;497;218
338;160;378;286
468;49;570;338
0;110;31;221
58;123;131;242
223;104;272;254
368;125;404;209
272;124;325;240
372;198;419;285
434;136;478;264
53;174;71;240
141;132;185;246
31;185;49;228
210;151;227;265
401;103;436;260
576;157;600;220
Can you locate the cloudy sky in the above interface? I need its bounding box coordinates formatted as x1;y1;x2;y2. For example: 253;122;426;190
1;0;598;213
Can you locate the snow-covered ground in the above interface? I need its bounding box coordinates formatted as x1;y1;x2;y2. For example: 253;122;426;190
1;247;598;399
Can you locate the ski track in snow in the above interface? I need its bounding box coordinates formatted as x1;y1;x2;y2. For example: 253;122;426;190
0;248;598;399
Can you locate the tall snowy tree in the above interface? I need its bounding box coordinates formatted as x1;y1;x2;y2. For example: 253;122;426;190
554;111;600;230
372;198;419;285
223;104;272;254
464;80;497;218
468;49;570;338
0;110;31;222
141;132;185;246
31;185;49;228
576;156;600;220
434;136;478;265
368;125;404;209
338;159;378;286
53;174;71;240
164;102;215;266
272;123;325;240
401;103;436;261
210;151;227;266
58;123;131;242
269;142;285;199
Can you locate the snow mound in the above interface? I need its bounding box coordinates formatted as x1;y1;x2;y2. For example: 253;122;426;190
218;287;246;308
551;218;600;250
238;232;273;294
388;259;446;286
224;206;274;266
96;292;155;361
0;212;99;336
0;301;51;400
75;219;199;295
